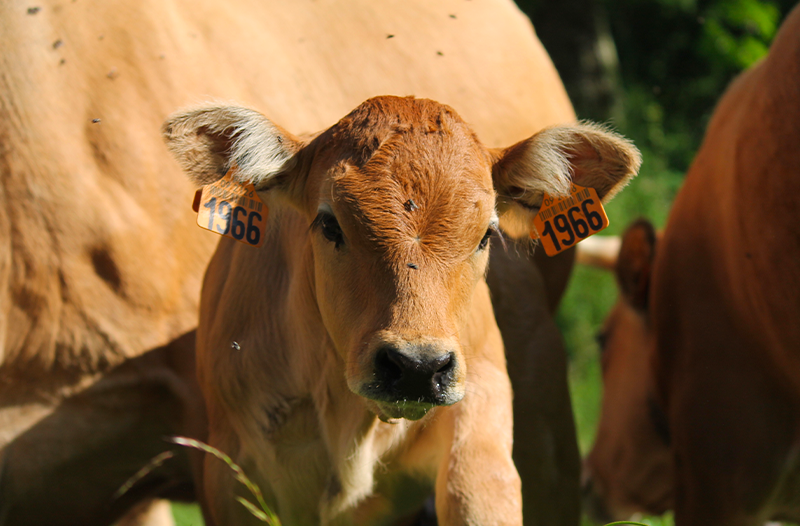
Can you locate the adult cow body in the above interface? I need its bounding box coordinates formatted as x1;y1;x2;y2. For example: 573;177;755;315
583;5;800;525
3;0;598;524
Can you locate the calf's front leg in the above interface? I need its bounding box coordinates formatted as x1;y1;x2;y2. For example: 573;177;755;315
435;359;522;526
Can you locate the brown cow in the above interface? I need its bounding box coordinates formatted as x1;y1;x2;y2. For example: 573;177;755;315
1;0;618;524
163;96;639;525
583;4;800;525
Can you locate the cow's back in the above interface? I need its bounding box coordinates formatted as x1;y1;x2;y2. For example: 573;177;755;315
653;3;800;403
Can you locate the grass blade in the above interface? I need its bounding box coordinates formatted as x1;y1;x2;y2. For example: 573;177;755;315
169;436;281;526
237;497;271;522
114;450;175;500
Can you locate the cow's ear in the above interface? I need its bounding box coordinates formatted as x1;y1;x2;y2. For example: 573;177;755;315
491;123;641;238
615;218;657;311
162;105;305;198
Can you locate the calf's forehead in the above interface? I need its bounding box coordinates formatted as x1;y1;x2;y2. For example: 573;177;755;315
314;97;496;257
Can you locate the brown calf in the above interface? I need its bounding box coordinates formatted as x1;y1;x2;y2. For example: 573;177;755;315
164;96;640;525
583;5;800;524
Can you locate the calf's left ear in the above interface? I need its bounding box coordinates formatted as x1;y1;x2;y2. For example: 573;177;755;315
162;104;306;201
491;123;641;238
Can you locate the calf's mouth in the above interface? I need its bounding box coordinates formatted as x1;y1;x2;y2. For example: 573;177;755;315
356;341;464;421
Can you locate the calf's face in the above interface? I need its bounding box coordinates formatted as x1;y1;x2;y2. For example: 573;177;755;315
163;96;640;421
305;101;496;419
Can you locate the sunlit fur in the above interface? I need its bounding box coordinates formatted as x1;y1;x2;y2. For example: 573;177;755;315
330;97;495;265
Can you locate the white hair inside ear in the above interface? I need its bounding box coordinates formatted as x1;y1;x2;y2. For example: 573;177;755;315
491;122;641;239
162;104;303;189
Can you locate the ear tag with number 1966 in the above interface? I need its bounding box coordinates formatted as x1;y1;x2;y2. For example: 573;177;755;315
530;183;609;256
193;168;268;247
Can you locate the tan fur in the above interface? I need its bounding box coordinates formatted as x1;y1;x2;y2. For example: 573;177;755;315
167;95;637;525
584;6;800;525
1;0;634;523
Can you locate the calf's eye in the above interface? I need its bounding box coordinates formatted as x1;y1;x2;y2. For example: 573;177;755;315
478;228;493;251
313;213;345;249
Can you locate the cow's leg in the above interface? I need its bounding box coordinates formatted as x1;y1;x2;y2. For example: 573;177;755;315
0;332;204;526
672;382;795;526
434;359;522;526
507;316;581;526
487;245;581;526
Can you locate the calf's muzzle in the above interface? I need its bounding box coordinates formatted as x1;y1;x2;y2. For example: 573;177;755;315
374;344;457;406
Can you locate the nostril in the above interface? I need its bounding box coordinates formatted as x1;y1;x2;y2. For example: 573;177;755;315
375;347;404;385
374;347;457;402
431;352;456;394
432;352;454;373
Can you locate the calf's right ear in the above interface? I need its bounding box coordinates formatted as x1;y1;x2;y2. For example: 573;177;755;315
491;123;641;238
162;105;305;198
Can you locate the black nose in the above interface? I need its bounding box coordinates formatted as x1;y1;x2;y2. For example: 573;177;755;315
374;346;456;404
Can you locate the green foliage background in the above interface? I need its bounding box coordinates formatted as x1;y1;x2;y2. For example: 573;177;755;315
167;1;797;524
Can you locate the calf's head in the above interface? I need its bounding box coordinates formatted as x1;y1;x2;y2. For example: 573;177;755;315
163;96;640;421
582;219;674;521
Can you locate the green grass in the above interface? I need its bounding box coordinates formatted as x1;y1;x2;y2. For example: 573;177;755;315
172;502;205;526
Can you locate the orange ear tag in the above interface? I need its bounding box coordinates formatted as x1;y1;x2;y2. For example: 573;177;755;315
194;168;268;247
530;184;609;256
